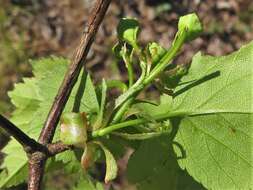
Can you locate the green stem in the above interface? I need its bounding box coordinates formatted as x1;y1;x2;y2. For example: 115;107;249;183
92;111;187;137
144;30;186;85
110;31;187;128
114;31;186;115
122;51;134;87
111;97;135;124
112;60;146;122
127;64;134;87
111;73;145;123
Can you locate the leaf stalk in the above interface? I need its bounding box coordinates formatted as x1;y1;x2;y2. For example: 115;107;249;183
92;111;186;137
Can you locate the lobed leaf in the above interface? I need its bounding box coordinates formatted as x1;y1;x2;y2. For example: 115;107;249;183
172;41;253;189
0;57;99;188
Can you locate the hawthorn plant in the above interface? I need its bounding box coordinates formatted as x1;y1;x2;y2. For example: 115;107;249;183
0;1;252;190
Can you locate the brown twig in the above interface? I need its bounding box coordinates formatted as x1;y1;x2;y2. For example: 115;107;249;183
27;1;112;189
0;114;72;155
38;0;111;145
47;142;73;156
0;114;43;154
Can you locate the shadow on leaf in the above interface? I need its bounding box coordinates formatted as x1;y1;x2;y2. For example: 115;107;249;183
173;71;220;97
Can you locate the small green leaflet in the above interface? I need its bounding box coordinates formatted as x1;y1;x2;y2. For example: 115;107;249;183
55;149;82;174
0;57;99;188
0;141;28;188
93;141;118;183
172;41;253;189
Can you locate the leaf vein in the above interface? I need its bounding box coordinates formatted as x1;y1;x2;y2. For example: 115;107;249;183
204;137;239;189
194;73;251;110
186;117;253;167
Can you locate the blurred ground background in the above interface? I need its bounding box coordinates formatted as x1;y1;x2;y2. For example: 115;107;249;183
0;0;252;189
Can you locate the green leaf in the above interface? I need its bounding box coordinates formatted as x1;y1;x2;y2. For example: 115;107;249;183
117;18;140;47
73;175;100;190
178;13;202;42
80;74;99;114
172;42;253;189
127;136;174;189
100;136;128;159
93;79;107;130
74;180;95;190
159;64;188;89
0;57;99;188
133;94;173;119
127;137;204;190
55;150;82;174
1;76;40;188
36;58;99;114
99;79;107;118
81;143;97;171
93;141;118;183
0;140;28;188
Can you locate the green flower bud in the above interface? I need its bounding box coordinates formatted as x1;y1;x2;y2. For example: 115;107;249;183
60;112;87;148
178;13;203;42
147;42;166;65
117;18;140;48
